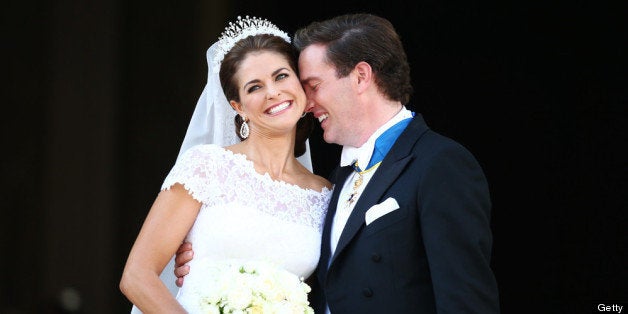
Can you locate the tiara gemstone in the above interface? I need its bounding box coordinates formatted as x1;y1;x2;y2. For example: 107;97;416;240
211;16;290;72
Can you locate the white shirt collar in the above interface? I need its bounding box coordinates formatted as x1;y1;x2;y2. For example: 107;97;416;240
340;107;413;168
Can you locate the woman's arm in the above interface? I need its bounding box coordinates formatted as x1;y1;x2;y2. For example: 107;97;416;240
120;183;201;313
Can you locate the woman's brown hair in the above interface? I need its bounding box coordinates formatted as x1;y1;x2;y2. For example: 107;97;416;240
220;34;313;157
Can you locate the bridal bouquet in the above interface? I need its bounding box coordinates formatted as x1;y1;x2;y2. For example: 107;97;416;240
191;259;314;314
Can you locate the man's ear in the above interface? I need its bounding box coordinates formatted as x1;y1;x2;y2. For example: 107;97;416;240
354;61;373;92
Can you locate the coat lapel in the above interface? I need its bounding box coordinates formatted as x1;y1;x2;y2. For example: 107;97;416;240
329;156;411;265
329;115;429;265
319;165;354;279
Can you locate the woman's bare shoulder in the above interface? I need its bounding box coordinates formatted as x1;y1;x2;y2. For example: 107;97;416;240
301;171;332;192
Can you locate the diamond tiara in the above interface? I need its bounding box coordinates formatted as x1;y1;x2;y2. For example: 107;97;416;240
211;16;290;72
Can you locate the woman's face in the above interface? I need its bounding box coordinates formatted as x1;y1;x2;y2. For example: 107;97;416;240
230;51;307;139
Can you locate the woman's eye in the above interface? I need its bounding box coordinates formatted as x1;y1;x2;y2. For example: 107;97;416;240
276;73;288;81
246;85;260;93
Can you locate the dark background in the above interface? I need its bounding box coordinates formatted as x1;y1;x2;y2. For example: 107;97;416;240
3;0;625;313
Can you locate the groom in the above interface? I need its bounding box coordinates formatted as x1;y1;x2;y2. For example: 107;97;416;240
175;13;500;313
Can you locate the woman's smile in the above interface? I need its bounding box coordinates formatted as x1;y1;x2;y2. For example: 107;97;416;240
265;100;292;115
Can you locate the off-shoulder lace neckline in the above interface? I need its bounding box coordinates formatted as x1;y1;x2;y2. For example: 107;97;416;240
214;144;332;195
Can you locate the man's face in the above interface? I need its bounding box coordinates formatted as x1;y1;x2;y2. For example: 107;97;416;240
298;44;363;147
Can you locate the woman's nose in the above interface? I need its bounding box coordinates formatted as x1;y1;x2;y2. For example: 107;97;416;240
266;86;280;99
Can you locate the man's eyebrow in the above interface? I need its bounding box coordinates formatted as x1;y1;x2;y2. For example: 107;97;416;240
300;77;315;85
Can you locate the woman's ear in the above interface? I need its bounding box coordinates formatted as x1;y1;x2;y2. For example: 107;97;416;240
230;100;244;115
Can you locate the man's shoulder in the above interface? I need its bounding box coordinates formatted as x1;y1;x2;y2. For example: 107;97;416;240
405;126;479;165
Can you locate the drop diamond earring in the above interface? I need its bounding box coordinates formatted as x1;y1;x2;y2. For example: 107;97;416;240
240;116;250;139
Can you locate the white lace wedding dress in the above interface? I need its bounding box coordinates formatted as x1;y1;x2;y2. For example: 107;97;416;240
141;144;331;313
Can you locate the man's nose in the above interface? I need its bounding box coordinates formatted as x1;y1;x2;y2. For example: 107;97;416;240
304;98;315;112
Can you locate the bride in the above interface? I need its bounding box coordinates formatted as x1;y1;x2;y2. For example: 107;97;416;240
120;16;332;313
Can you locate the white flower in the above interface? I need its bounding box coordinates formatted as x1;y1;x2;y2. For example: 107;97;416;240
191;259;313;314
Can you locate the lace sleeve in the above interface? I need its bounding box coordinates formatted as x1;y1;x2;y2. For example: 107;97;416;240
161;144;221;203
